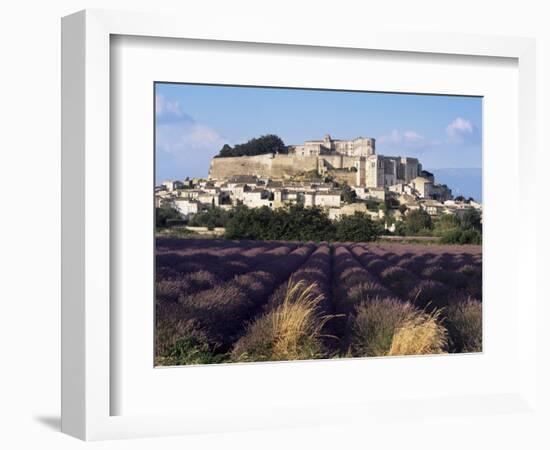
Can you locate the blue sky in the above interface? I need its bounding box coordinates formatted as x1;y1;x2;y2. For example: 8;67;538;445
155;83;482;182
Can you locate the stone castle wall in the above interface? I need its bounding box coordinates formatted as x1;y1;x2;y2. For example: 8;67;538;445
325;169;357;185
319;154;358;170
208;150;421;189
209;153;319;180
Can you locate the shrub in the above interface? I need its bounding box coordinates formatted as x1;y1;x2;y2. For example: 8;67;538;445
155;319;226;365
365;259;390;275
388;312;447;356
460;208;482;232
349;297;420;357
334;212;382;242
458;264;483;299
434;214;461;233
176;270;220;299
156;279;187;303
225;204;336;241
440;228;482;245
188;206;231;229
445;299;482;353
409;279;452;311
439;228;462;244
156;205;183;227
460;229;482;245
342;282;391;312
458;264;480;277
421;266;468;290
399;209;433;235
156;335;226;366
379;266;418;298
332;246;391;313
397;257;425;274
231;280;334;362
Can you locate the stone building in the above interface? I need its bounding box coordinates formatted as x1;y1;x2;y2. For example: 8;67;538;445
303;190;342;208
208;133;423;189
173;199;200;218
289;134;375;157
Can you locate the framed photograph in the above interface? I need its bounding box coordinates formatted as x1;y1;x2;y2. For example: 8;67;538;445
153;82;483;368
62;9;538;441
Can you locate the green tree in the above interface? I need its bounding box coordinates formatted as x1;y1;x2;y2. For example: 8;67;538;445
275;204;336;241
398;209;433;236
341;183;357;204
460;208;482;232
335;212;382;242
218;144;233;157
217;134;287;158
434;213;461;234
156;205;183;228
440;228;482;245
224;204;336;241
188;206;231;229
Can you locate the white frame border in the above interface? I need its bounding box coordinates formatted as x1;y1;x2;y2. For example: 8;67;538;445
61;9;537;441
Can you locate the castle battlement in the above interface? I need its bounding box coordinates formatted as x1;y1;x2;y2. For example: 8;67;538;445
288;134;376;158
208;134;441;193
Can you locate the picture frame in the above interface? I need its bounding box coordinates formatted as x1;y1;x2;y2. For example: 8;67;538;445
61;9;538;441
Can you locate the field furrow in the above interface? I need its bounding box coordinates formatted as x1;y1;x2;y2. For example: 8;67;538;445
155;238;483;364
231;244;336;361
156;244;315;358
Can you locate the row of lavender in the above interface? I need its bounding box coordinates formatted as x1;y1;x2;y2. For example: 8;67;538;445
155;240;316;362
155;239;482;364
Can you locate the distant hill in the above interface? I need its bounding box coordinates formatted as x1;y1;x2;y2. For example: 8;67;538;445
428;168;482;202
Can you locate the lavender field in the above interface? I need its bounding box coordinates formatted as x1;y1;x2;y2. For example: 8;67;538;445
155;238;482;365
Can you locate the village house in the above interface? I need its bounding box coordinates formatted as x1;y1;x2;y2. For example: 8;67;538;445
328;203;379;220
172;199;200;218
419;199;446;216
161;180;184;192
242;189;272;208
304;190;342;208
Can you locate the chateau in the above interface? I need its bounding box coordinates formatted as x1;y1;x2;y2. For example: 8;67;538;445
209;134;446;194
155;134;467;227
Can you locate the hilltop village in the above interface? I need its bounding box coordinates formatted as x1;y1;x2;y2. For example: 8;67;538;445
155;134;481;230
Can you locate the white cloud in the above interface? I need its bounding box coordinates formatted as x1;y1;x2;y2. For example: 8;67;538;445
446;117;478;143
156;122;225;156
377;129;402;145
154;94;227;178
155;94;226;155
378;118;479;153
156;94;178;116
155;94;194;124
378;129;437;149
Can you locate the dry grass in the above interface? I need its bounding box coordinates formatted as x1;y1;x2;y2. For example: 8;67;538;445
388;311;447;356
445;299;482;353
231;280;336;362
350;297;417;357
350;298;448;357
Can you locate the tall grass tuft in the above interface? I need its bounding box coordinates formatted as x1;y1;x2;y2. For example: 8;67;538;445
349;297;419;357
155;318;226;366
388;311;448;356
349;298;447;357
231;280;335;362
445;299;482;353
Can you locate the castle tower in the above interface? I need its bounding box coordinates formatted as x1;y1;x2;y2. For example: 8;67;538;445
356;157;366;187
